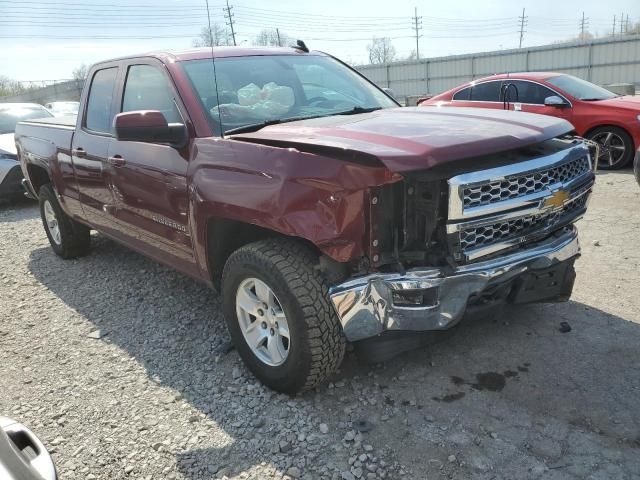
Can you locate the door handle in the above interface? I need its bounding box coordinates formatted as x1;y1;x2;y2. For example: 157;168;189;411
107;155;126;167
72;147;86;158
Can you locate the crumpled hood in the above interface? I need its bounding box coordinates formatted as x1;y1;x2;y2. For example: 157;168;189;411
230;107;573;173
0;133;17;157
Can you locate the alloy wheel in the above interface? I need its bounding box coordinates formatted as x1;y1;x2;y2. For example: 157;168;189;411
235;277;291;366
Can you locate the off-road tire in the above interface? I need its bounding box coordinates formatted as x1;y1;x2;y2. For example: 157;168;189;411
39;184;91;259
221;239;346;394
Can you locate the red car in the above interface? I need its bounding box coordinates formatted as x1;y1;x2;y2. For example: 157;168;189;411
420;72;640;169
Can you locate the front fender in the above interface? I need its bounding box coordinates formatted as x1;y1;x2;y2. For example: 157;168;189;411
188;138;400;276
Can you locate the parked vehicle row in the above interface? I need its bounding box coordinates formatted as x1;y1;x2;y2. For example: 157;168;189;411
420;72;640;170
15;46;595;393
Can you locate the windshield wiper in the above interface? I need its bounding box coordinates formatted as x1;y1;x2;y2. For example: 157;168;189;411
224;118;285;136
334;106;382;115
224;106;383;135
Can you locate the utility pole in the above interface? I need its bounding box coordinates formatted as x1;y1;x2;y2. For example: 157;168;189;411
612;15;616;36
411;6;422;60
579;12;588;40
518;8;527;48
276;28;281;47
620;12;624;34
223;0;237;46
625;13;630;33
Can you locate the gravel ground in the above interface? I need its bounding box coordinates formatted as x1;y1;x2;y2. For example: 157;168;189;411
1;171;639;480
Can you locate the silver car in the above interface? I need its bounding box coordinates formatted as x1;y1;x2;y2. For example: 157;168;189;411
0;103;53;201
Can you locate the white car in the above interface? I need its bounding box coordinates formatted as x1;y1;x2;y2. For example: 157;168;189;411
0;103;53;200
43;101;79;117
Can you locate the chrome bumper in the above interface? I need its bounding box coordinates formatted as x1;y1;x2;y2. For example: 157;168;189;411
329;228;580;342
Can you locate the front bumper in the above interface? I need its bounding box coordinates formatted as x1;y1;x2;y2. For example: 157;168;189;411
329;227;580;341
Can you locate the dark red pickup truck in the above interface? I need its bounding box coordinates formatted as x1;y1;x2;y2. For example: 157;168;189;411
16;46;595;393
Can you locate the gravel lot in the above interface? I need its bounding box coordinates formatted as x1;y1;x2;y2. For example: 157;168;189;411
1;171;639;480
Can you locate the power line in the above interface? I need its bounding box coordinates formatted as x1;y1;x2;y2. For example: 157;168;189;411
223;0;237;46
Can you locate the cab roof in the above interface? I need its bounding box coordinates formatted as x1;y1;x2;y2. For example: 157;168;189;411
95;46;322;66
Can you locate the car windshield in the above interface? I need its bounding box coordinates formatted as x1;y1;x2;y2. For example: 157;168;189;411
546;74;617;101
0;106;53;134
181;54;397;134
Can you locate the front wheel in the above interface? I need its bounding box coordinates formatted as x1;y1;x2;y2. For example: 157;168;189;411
587;126;634;170
39;184;91;258
221;239;346;394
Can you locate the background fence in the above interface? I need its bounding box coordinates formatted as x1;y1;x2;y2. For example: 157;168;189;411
355;35;640;100
1;80;84;104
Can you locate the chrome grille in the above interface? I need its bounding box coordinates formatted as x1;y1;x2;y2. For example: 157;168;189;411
462;156;590;209
460;194;588;251
447;143;594;263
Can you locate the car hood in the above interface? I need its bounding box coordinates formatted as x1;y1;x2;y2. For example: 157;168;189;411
0;133;17;157
587;95;640;111
230;107;572;173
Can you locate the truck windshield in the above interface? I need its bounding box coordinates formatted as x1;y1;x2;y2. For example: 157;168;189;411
0;106;53;134
546;74;617;101
181;54;397;135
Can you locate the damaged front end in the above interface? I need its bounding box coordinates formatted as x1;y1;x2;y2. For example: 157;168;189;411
330;137;595;342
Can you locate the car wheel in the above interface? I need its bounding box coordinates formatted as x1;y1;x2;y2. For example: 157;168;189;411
634;149;640;187
587;126;634;170
221;239;346;394
38;184;90;258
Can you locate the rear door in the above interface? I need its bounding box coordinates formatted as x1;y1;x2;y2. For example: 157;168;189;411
71;63;120;230
500;79;573;122
105;59;197;275
450;80;504;110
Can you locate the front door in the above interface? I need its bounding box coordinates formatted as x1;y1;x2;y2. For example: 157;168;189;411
501;80;573;123
105;61;197;275
71;64;120;231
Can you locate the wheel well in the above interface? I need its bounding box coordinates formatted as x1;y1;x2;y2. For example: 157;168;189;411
584;124;632;142
206;218;322;290
27;165;51;193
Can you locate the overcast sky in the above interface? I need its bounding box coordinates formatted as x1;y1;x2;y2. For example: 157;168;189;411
0;0;638;82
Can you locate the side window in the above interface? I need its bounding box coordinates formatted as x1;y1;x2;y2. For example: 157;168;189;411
470;81;501;101
85;67;118;133
452;87;471;101
122;65;181;123
501;80;557;105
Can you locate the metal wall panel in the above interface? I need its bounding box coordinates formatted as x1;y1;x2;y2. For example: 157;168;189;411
355;35;640;99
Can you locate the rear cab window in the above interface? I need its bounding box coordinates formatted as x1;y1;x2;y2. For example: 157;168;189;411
85;67;118;134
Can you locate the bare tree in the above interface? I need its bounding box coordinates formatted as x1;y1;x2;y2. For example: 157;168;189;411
367;37;396;64
253;29;289;47
0;75;26;97
72;64;89;81
193;25;231;47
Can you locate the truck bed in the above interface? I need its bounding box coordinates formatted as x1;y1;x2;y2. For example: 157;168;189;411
21;115;76;128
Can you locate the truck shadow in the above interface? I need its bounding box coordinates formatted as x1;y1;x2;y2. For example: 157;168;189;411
0;199;38;223
27;235;640;478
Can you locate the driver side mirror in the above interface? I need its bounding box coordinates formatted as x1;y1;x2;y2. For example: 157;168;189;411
113;111;188;148
544;95;569;108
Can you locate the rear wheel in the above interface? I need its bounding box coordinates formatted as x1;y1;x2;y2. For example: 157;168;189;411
221;239;345;394
39;184;90;258
587;126;634;170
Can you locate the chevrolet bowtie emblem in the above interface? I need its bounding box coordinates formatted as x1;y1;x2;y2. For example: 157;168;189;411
543;189;570;209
